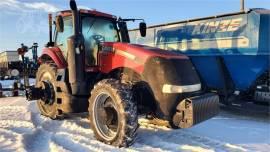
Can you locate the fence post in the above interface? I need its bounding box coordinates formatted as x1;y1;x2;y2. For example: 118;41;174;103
12;82;19;97
0;83;2;97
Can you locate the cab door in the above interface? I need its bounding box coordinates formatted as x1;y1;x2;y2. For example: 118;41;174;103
55;16;73;58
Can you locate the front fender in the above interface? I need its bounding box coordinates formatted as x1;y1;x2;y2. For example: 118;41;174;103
40;47;67;69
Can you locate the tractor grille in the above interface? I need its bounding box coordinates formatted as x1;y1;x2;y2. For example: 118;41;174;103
143;57;200;86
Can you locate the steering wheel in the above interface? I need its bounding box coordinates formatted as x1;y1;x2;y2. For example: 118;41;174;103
91;35;105;43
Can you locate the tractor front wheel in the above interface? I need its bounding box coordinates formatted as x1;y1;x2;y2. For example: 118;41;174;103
35;63;58;119
88;79;138;147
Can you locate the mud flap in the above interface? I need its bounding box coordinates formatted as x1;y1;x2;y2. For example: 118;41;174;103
173;93;219;128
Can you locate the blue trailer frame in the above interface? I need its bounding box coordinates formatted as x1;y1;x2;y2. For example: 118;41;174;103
129;9;270;104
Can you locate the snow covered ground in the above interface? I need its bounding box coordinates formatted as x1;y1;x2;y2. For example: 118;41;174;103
0;80;270;152
0;97;269;152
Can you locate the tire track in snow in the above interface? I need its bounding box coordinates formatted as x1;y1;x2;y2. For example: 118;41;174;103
0;128;26;152
0;120;34;134
0;105;35;152
21;103;62;152
49;141;71;152
0;105;33;134
23;103;122;152
0;102;52;152
50;118;123;152
0;106;30;120
22;128;52;152
51;132;108;152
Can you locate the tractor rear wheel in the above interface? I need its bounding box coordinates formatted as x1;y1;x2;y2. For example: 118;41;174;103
88;79;138;147
35;63;58;119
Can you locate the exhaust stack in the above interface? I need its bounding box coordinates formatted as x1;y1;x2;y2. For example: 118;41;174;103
47;14;54;47
70;0;80;36
49;14;53;44
67;0;86;95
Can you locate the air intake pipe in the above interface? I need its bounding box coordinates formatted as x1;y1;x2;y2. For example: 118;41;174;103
67;0;86;95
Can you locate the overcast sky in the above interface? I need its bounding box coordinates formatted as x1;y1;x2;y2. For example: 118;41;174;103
0;0;269;53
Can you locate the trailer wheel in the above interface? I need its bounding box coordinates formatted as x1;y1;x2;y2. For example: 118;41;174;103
36;63;58;119
89;79;138;147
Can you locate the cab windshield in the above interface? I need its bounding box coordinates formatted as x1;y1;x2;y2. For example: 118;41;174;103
82;16;119;43
82;16;119;65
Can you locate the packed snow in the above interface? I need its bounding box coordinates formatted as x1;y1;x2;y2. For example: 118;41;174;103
0;80;270;152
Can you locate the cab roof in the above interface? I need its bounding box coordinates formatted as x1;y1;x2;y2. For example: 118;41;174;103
58;9;117;19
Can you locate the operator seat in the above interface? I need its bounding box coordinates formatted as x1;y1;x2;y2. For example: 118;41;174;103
85;36;98;66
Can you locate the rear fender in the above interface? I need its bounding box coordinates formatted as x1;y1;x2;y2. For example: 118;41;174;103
40;47;67;68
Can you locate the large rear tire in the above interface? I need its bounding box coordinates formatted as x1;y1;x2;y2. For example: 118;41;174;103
88;79;138;147
35;63;58;119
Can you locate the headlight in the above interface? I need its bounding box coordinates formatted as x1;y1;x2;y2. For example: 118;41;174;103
162;83;201;93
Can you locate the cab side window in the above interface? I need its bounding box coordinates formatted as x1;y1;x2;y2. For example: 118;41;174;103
55;16;73;57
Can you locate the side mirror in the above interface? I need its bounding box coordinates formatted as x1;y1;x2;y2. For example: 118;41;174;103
56;15;64;33
139;22;147;37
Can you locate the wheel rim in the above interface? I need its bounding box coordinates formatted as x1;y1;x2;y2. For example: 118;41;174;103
36;70;56;116
94;92;119;141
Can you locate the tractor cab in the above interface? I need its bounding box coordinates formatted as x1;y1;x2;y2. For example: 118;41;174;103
51;9;146;67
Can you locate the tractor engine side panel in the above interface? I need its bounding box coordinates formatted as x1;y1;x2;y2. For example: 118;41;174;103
142;57;201;119
99;51;145;74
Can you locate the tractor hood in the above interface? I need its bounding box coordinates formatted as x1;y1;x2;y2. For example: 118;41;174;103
102;42;189;62
100;42;199;87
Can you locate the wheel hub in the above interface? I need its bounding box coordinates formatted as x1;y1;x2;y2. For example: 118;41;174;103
40;80;55;105
104;102;118;132
94;93;119;140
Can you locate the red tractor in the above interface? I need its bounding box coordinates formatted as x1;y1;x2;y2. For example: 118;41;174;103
19;0;219;147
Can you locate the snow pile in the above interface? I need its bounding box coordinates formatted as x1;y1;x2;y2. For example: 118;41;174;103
0;97;269;151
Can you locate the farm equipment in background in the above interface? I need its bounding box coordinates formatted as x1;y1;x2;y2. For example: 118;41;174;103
17;43;39;79
19;0;219;147
129;9;270;105
0;43;39;97
0;51;21;80
0;51;22;97
0;43;39;80
0;80;22;98
17;43;39;87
